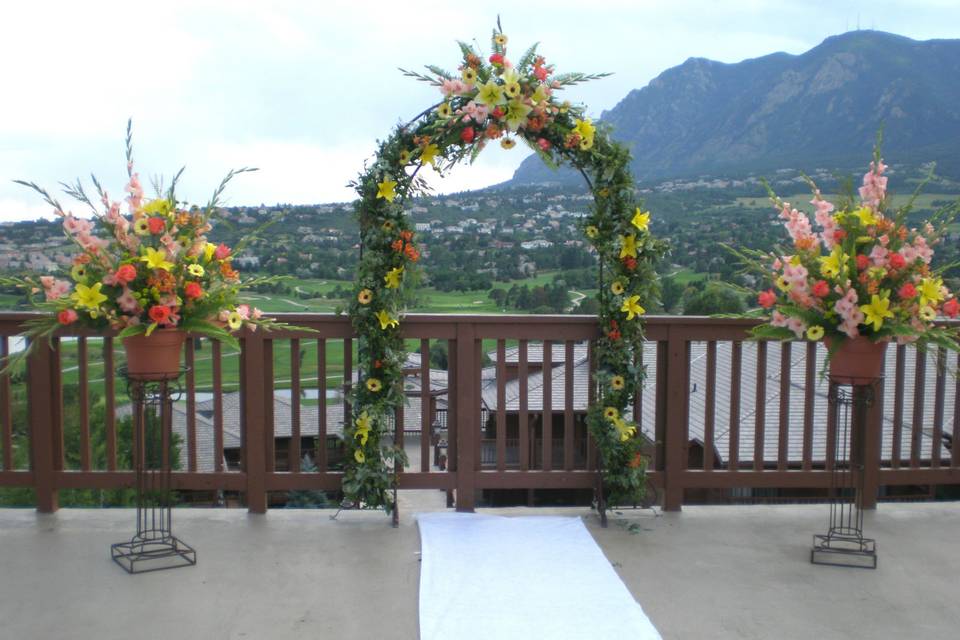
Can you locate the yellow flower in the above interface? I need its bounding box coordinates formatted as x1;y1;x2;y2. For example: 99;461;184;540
133;218;151;236
382;220;395;231
142;199;171;216
619;234;637;259
476;80;506;108
585;225;598;239
357;289;373;305
559;100;570;114
621;295;645;320
355;429;369;446
806;325;825;341
500;138;516;150
852;206;878;227
140;247;174;271
70;264;88;282
631;209;650;232
462;67;477;83
611;375;625;390
573;118;596;144
819;246;844;278
494;34;508;46
375;309;399;330
531;84;549;104
611;281;625;295
355;411;371;432
376;178;398;202
776;276;791;292
398;150;411;165
919;306;937;321
187;264;204;277
71;282;108;310
603;407;619;421
504;81;521;99
203;242;217;262
354;449;365;464
366;378;382;393
579;137;594;151
384;266;404;289
227;311;243;330
919;277;944;307
613;418;636;442
420;143;440;167
860;293;894;332
504;99;532;132
437;102;453;118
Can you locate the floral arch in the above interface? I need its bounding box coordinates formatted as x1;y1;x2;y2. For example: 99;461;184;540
344;24;667;513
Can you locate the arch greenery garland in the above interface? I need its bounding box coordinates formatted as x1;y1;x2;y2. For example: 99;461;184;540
345;24;667;513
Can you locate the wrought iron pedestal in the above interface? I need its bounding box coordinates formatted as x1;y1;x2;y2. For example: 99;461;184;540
111;367;197;574
811;381;878;569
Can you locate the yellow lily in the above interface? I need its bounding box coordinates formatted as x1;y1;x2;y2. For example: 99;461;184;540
613;418;636;442
71;282;108;310
419;144;439;167
919;277;944;307
203;242;217;262
819;246;844;278
620;295;645;320
384;266;404;289
376;178;397;202
140;247;174;271
631;208;650;232
851;206;877;227
619;234;637;259
375;309;399;330
573;118;596;142
476;79;506;107
860;293;894;332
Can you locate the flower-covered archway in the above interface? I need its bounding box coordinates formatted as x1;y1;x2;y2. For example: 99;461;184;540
345;24;667;514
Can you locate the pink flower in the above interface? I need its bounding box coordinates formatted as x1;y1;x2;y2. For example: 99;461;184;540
779;203;817;248
214;243;232;260
913;236;933;264
858;160;888;208
236;304;251;320
786;317;807;339
534;66;549;81
251;307;263;320
463;101;489;125
125;173;143;212
869;245;889;268
41;277;72;301
537;138;551;151
771;310;789;328
117;288;140;314
901;245;919;264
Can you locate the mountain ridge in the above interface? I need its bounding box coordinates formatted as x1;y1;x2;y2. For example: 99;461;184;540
509;30;960;186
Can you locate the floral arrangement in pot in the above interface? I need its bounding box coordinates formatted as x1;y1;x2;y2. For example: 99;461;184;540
1;122;295;379
734;138;960;383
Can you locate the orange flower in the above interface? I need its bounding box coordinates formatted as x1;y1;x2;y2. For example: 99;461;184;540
400;230;413;242
404;244;420;262
484;124;502;139
628;452;643;469
391;239;404;252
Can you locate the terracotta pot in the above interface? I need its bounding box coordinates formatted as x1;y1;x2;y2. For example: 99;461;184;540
122;329;187;380
827;337;888;385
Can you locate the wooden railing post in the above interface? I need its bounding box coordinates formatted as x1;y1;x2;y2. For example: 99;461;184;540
242;333;268;513
662;325;687;511
28;340;59;512
860;375;885;510
454;322;477;512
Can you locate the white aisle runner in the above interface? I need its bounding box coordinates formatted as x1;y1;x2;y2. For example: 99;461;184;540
417;512;661;640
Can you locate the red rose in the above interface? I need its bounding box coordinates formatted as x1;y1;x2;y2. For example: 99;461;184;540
943;298;959;318
184;282;203;300
114;264;137;285
898;283;917;300
623;257;637;271
147;217;166;234
855;254;870;270
489;53;504;65
833;229;847;243
758;289;777;308
460;127;475;143
491;107;505;119
811;280;830;298
58;309;78;325
534;65;549;82
148;305;171;324
888;252;905;269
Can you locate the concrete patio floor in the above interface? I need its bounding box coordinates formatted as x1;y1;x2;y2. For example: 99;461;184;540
1;495;958;639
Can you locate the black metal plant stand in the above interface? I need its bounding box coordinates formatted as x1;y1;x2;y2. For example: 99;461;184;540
811;381;878;569
111;366;197;574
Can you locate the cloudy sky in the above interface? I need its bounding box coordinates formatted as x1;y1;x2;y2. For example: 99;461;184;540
1;0;957;222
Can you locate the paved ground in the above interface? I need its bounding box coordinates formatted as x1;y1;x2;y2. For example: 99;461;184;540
1;496;958;639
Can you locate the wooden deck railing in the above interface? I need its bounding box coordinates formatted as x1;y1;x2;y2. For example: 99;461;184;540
0;312;957;513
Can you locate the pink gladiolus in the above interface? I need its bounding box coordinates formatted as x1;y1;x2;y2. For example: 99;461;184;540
251;307;263;320
869;245;889;268
858;160;888;208
786;317;807;339
236;304;250;320
913;236;933;264
117;288;140;314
